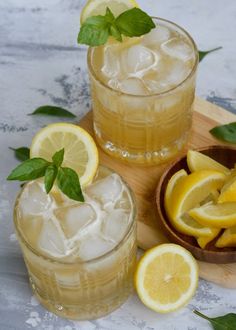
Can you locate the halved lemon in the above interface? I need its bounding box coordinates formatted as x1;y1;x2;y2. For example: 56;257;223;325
135;244;198;313
30;123;99;187
216;227;236;248
189;202;236;228
81;0;138;24
165;169;219;237
187;150;230;175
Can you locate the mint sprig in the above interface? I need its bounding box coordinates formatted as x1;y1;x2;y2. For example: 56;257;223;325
7;148;84;202
78;7;155;46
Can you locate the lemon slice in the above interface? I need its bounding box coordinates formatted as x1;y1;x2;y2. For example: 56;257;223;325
197;229;220;249
189;202;236;228
81;0;138;24
171;170;225;221
164;170;216;237
215;227;236;248
30;123;99;187
218;176;236;203
135;244;198;313
187;150;230;175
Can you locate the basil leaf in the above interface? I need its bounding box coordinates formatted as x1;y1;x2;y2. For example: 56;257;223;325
194;310;236;330
105;7;115;23
29;105;76;118
44;165;58;193
78;15;110;46
199;47;222;62
7;158;50;181
116;8;155;37
57;167;84;202
110;24;122;42
210;122;236;143
9;147;30;161
52;148;64;168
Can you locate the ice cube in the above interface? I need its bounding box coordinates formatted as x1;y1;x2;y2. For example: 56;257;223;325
54;203;97;239
164;61;191;86
142;26;170;46
86;174;123;206
102;209;129;243
119;77;148;95
20;181;53;215
38;218;67;257
121;45;158;76
79;236;115;261
161;38;193;61
101;45;120;78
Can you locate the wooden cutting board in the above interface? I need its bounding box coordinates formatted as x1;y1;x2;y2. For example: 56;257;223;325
79;97;236;288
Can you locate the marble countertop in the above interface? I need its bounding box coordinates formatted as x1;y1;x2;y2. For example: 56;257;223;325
1;0;236;329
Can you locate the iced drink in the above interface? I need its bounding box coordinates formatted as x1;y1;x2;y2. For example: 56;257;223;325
88;18;198;164
14;167;136;320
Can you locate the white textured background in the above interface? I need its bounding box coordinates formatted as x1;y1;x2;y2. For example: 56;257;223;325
0;0;236;329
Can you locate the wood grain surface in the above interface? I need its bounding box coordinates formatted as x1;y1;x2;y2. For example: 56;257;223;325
79;97;236;288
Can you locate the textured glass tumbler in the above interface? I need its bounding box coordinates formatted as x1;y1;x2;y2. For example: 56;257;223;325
14;192;136;320
88;18;198;165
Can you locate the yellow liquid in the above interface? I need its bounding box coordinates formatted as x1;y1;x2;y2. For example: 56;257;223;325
88;20;198;165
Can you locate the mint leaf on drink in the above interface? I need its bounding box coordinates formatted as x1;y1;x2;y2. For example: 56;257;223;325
7;149;85;202
78;7;155;46
199;47;222;62
29;105;76;118
57;167;85;202
52;148;64;167
9;147;30;161
7;158;50;181
194;310;236;329
115;8;155;37
210;122;236;143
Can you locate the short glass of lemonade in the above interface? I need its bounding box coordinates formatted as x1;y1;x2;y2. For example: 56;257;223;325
14;166;136;320
88;18;198;165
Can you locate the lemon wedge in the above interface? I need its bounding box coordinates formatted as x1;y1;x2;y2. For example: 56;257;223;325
81;0;138;24
135;244;198;313
30;123;99;187
197;229;220;249
218;176;236;203
216;227;236;248
187;150;230;175
189;202;236;228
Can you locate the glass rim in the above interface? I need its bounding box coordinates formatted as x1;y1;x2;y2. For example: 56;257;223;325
87;16;199;98
13;167;137;265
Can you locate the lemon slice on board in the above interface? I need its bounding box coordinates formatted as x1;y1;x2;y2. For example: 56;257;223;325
135;244;198;313
81;0;139;24
216;226;236;248
187;150;230;175
30;123;99;187
189;202;236;228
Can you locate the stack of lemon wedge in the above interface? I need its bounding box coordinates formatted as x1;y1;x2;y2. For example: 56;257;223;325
165;150;236;248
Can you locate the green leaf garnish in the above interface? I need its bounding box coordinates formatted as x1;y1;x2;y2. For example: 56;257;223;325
78;7;155;46
7;158;50;181
210;122;236;143
194;310;236;329
199;47;222;62
57;167;85;202
29;105;76;118
7;149;84;202
44;165;58;193
9;147;30;161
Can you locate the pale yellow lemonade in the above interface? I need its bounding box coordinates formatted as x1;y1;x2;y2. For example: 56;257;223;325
88;18;198;164
14;167;136;320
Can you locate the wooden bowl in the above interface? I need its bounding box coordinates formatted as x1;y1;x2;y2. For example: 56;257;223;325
156;145;236;263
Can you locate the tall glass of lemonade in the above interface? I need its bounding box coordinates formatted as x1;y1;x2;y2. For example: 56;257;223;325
88;18;198;165
14;166;136;320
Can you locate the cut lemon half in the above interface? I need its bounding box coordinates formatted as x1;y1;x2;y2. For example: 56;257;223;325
81;0;138;24
187;150;230;175
30;123;99;187
171;170;225;221
216;227;236;248
189;202;236;228
135;244;198;313
164;170;217;237
197;229;220;249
